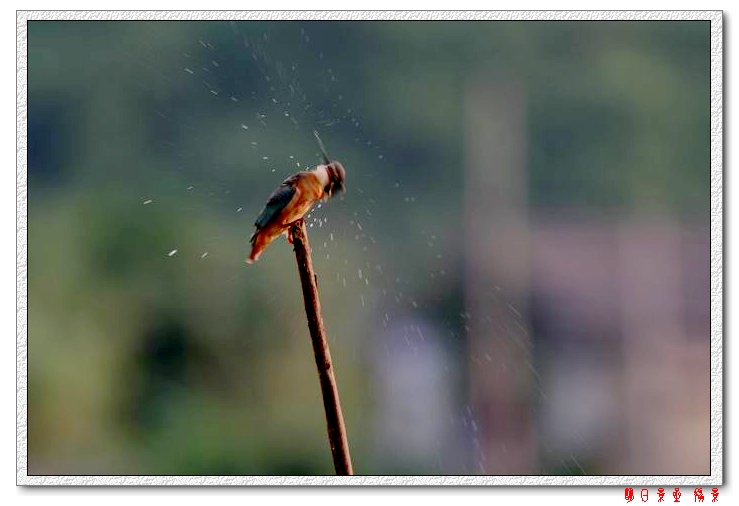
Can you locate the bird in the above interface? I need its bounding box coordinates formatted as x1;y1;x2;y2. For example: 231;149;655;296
246;131;346;264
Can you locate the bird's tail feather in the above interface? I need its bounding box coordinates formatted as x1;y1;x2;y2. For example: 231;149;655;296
246;231;269;264
246;246;260;264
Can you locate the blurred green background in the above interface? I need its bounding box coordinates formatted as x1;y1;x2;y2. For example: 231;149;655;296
27;20;710;476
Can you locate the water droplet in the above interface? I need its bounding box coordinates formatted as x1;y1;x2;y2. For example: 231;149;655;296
507;303;522;319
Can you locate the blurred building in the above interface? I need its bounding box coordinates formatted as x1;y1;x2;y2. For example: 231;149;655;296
531;218;710;475
464;75;710;476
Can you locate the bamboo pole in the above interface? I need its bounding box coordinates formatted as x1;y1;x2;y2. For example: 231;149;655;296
290;219;353;475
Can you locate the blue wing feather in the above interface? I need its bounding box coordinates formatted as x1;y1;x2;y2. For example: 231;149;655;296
254;182;296;230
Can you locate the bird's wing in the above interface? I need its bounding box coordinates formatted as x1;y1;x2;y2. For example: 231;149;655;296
254;183;297;230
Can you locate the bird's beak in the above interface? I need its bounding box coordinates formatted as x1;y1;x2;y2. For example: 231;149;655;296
314;130;331;165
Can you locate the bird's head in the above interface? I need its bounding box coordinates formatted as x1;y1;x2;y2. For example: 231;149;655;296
312;130;345;199
324;160;346;198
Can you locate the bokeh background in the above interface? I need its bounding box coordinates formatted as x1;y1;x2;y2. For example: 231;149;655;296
27;20;711;476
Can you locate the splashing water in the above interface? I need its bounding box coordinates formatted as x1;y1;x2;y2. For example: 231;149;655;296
129;21;567;476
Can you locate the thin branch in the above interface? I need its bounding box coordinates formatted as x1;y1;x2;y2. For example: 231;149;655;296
290;219;354;476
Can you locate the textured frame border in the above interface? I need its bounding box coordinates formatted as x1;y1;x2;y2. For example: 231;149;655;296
16;10;723;486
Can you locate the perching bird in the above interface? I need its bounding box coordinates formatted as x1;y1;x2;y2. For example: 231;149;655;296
246;132;346;264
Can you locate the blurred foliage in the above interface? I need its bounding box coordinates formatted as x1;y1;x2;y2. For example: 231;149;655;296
27;20;709;475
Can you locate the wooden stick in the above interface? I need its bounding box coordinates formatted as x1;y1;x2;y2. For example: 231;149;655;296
290;220;354;475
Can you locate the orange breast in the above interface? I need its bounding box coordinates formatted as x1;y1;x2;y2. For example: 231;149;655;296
279;174;324;226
